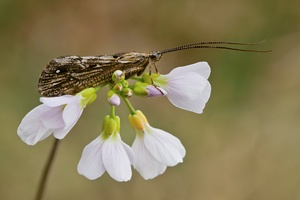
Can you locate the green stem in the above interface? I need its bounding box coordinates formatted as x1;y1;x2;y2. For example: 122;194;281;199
35;139;60;200
122;97;136;115
110;105;116;117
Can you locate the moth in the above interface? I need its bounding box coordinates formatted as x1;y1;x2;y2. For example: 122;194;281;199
38;41;270;97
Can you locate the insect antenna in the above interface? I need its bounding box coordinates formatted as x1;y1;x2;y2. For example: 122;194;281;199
158;40;272;55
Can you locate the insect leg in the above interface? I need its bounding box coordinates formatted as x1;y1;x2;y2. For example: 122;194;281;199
148;63;164;95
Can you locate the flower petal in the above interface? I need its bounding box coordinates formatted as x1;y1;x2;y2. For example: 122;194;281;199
108;94;121;106
40;106;65;129
102;134;132;182
146;85;167;97
160;71;210;113
132;135;167;180
201;81;211;102
17;105;53;145
169;62;211;79
40;95;73;107
53;96;83;139
121;140;135;165
164;72;206;100
153;62;211;113
77;135;106;180
144;125;186;166
168;80;211;114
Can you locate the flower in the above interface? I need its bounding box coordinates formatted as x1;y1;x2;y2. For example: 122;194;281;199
150;62;211;114
129;110;186;180
17;88;97;145
77;115;134;182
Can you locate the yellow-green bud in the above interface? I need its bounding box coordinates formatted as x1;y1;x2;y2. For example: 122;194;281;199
128;110;149;131
101;115;121;139
79;88;97;106
112;70;124;82
133;82;149;97
122;88;133;98
113;83;123;92
122;80;129;88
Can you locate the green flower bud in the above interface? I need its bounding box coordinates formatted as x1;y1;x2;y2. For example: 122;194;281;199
112;70;125;82
101;115;121;139
79;88;97;106
113;83;123;92
122;88;133;98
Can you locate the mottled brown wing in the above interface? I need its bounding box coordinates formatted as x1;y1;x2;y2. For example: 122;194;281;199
38;53;150;97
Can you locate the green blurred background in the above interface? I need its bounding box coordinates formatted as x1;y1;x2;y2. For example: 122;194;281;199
1;0;300;199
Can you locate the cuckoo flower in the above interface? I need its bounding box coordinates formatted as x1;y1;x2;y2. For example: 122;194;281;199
129;110;186;180
144;62;211;114
17;88;97;145
77;115;134;182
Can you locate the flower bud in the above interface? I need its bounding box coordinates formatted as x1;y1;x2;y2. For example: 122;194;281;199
112;70;125;82
133;82;166;97
142;73;161;84
122;88;133;98
128;110;149;131
113;83;123;92
79;88;97;106
102;115;120;138
107;90;121;106
121;80;129;88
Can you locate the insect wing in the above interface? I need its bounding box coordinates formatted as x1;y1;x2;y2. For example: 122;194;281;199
38;53;150;97
38;56;118;97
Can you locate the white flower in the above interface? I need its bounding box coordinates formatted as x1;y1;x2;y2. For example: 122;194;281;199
129;110;186;180
153;62;211;114
17;88;97;145
77;116;134;182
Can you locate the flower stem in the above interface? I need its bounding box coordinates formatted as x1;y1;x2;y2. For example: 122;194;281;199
122;97;136;115
35;139;60;200
110;105;116;117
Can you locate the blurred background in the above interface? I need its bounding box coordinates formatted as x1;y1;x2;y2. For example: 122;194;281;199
1;0;300;199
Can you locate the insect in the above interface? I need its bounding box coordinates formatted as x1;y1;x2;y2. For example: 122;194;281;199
38;41;270;97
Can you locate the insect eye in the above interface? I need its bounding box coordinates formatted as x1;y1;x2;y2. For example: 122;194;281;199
149;51;162;62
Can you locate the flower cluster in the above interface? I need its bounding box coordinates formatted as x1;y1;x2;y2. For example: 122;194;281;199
17;61;211;181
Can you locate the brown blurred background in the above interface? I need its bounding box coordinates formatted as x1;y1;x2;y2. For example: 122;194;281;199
1;0;300;199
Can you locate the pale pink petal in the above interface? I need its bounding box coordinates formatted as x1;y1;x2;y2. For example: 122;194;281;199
167;80;211;114
144;125;186;166
17;105;53;145
62;95;83;127
169;62;211;79
154;62;211;113
132;135;167;180
164;72;207;101
200;82;212;103
109;94;121;106
162;73;210;113
77;136;106;180
102;134;132;182
40;95;73;107
53;96;83;139
40;106;65;129
146;86;167;97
